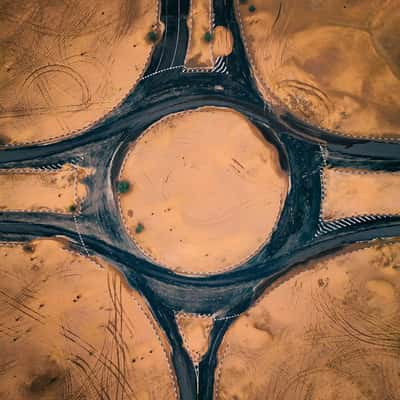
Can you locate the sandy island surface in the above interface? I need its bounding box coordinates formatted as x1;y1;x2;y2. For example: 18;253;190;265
185;0;234;68
0;0;159;146
118;107;288;275
0;164;90;213
215;240;400;400
213;26;234;57
322;168;400;220
236;0;400;138
185;0;214;68
176;312;213;363
0;238;177;400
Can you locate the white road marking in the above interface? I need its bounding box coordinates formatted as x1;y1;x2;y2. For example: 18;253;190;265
170;0;181;67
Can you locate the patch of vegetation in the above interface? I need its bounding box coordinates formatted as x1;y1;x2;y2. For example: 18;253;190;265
239;0;248;4
147;31;158;43
203;31;213;43
0;134;10;145
68;204;77;213
248;4;256;12
135;223;144;234
23;243;35;253
117;180;130;194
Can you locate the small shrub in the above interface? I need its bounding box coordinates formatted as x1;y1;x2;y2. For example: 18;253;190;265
147;31;158;43
117;180;130;194
239;0;248;4
203;31;213;42
135;223;144;234
23;243;35;253
68;204;77;213
248;4;256;12
0;134;10;145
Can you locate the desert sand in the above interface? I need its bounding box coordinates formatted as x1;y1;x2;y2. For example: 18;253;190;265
213;26;234;57
0;164;89;213
118;107;288;275
185;0;214;68
322;168;400;220
215;240;400;400
0;0;159;145
236;0;400;138
176;312;213;363
0;238;177;400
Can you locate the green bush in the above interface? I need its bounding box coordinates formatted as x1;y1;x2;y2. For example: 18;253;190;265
117;180;130;194
22;244;35;253
248;4;256;12
147;31;158;43
203;31;213;42
68;204;77;213
135;223;144;234
239;0;248;4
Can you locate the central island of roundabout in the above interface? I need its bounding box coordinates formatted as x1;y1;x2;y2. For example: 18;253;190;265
118;107;289;275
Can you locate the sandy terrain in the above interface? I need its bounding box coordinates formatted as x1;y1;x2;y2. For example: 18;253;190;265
236;0;400;138
185;0;214;68
322;168;400;220
213;26;234;57
0;0;159;146
215;240;400;400
176;312;213;363
119;107;288;275
0;238;177;400
0;164;90;213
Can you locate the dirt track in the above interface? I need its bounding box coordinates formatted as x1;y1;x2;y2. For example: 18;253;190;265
215;240;400;400
0;238;177;400
0;0;159;145
237;0;400;138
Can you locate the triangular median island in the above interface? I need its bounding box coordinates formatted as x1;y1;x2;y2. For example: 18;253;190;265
176;312;214;363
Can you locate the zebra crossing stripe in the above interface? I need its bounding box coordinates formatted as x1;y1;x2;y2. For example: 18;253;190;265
314;214;388;238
